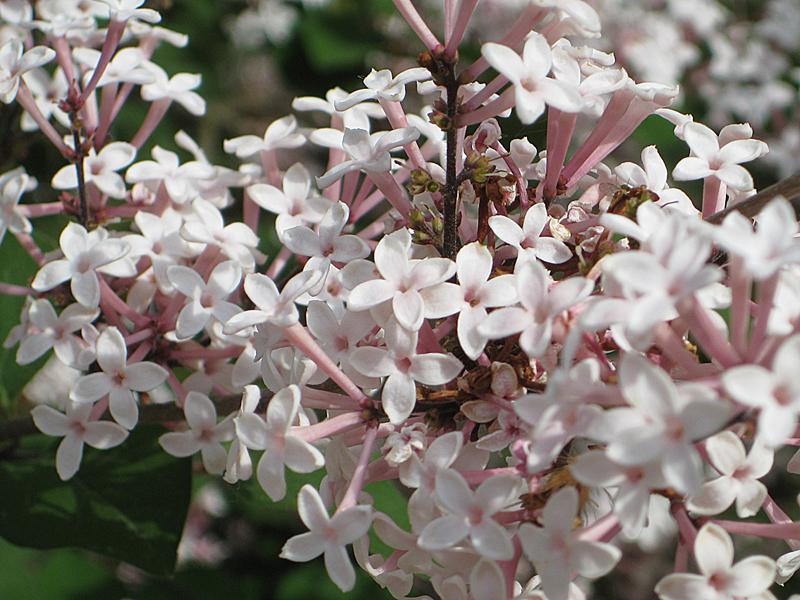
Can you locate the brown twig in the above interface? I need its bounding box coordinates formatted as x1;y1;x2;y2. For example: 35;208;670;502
705;173;800;224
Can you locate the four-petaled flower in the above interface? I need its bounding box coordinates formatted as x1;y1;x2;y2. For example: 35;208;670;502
519;487;621;600
32;223;135;308
32;401;128;480
234;384;325;501
70;327;169;429
280;484;372;592
655;523;776;600
347;228;455;331
158;391;235;474
417;469;520;560
481;32;582;124
350;318;463;425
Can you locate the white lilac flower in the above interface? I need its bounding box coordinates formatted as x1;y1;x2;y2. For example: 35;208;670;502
94;0;161;23
69;327;168;429
224;384;261;484
479;260;592;359
347;228;455;331
224;115;305;159
16;300;98;366
31;223;136;308
293;86;384;131
571;450;667;537
52;142;137;199
722;334;800;448
247;162;332;237
315;127;421;189
489;202;574;265
421;242;518;359
0;40;55;104
224;270;320;334
282;201;370;285
72;47;155;88
655;523;776;600
713;196;800;279
519;487;621;600
613;146;697;214
158;391;234;474
234;385;325;501
481;32;583;124
0;167;33;243
125;145;216;203
417;469;520;560
32;401;128;481
349;318;463;425
601;353;731;494
140;65;206;116
334;67;431;110
180;198;261;271
280;484;372;592
687;431;773;518
672;122;768;191
167;260;243;340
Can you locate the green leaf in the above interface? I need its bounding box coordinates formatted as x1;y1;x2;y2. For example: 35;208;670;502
299;12;375;71
0;537;124;600
0;426;192;575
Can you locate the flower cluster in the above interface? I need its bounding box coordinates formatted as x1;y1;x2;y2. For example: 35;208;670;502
2;1;800;599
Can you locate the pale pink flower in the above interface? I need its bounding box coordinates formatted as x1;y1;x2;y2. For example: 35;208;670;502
489;202;572;264
69;327;169;429
167;260;242;340
417;469;520;560
481;32;582;124
280;484;372;592
315;127;420;189
16;300;98;366
52;142;137;199
0;40;55;104
31;401;128;480
334;67;430;109
687;431;773;518
247;162;332;237
31;223;135;308
347;228;455;331
350;318;462;425
234;385;325;501
672;122;768;191
602;353;730;493
158;391;234;474
655;523;776;600
224;115;305;158
519;487;621;600
420;242;518;359
721;334;800;448
479;260;592;359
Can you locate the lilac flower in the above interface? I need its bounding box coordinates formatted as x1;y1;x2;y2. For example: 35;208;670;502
347;228;455;331
349;318;462;425
481;32;583;124
31;223;136;308
421;242;518;359
655;523;776;600
70;327;168;429
32;401;128;480
280;484;372;592
234;385;325;501
159;391;234;474
519;487;621;600
0;40;55;104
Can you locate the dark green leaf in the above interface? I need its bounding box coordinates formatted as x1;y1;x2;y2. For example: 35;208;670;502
0;426;192;575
